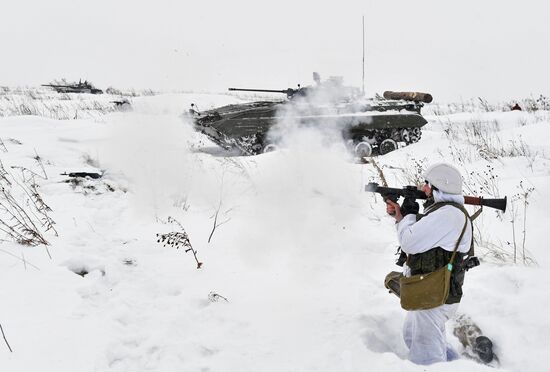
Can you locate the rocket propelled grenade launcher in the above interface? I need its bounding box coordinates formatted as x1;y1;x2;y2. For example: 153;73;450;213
365;182;507;213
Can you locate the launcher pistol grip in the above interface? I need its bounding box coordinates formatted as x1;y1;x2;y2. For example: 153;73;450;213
383;193;400;203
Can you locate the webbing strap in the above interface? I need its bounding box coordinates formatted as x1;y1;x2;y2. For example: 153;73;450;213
450;211;469;264
471;207;483;221
416;202;471;264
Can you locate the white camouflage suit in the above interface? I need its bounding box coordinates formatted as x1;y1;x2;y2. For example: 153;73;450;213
395;190;473;365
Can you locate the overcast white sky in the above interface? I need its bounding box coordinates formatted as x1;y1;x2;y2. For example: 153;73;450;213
1;0;548;102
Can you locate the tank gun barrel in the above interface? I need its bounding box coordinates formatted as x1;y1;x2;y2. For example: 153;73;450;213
42;84;72;88
42;83;92;88
228;87;299;98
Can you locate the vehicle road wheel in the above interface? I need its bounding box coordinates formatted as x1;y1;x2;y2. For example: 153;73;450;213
262;144;278;153
400;128;411;143
408;127;421;143
379;139;398;155
354;141;373;158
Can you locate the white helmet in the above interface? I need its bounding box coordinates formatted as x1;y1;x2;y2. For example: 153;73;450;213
423;163;462;194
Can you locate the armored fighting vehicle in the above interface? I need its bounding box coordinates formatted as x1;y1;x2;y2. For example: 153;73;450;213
42;79;103;94
190;76;431;157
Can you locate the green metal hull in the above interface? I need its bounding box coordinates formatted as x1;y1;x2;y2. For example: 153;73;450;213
193;99;428;155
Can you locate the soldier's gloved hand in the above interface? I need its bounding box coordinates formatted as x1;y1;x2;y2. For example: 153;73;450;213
400;197;419;217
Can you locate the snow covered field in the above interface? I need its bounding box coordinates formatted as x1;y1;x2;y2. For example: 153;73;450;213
1;92;549;372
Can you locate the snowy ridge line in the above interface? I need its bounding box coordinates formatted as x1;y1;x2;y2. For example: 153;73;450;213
0;86;155;120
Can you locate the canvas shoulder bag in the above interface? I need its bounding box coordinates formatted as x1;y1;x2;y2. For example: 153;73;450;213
399;203;469;311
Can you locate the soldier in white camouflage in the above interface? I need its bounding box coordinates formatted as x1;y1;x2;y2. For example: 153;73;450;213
385;163;473;365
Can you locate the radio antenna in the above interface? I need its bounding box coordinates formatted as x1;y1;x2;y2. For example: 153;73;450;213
362;15;365;96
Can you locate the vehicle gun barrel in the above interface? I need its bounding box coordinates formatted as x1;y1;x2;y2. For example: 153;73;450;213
228;88;286;93
228;87;299;98
42;84;72;88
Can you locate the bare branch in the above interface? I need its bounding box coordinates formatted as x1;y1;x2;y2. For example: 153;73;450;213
0;248;40;270
369;157;388;187
208;291;229;303
0;138;7;152
33;149;48;180
0;162;52;247
0;323;13;352
0;160;11;186
157;217;203;269
10;166;46;182
207;171;232;244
